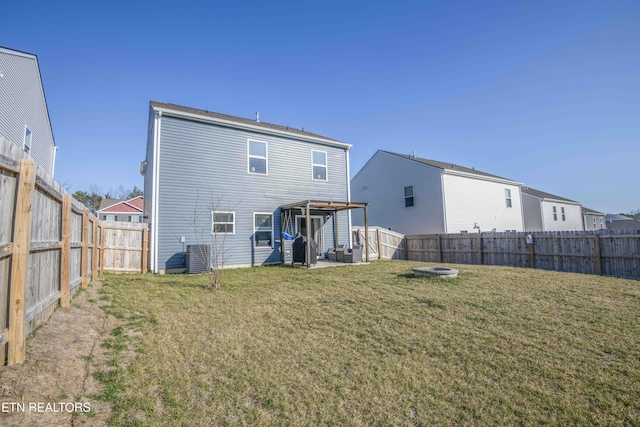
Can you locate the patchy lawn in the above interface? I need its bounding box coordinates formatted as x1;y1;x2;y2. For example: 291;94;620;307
95;261;639;426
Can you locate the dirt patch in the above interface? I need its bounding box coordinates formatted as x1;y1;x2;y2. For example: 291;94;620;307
0;281;121;426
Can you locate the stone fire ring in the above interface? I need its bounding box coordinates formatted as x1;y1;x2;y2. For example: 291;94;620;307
413;266;459;279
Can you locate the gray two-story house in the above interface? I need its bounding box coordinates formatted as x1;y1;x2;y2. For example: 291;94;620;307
143;101;354;273
0;46;57;176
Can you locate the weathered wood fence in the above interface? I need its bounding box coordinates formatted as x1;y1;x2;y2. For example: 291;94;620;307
353;226;640;280
1;137;148;366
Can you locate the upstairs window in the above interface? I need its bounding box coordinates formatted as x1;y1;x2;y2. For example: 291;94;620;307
593;217;597;229
312;150;327;181
561;207;566;221
600;217;604;229
404;186;414;207
248;140;267;175
105;215;115;221
254;213;273;248
130;215;140;223
553;206;557;221
212;212;235;234
24;127;32;153
505;189;512;208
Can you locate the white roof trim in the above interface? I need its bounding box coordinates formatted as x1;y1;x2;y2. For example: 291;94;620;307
152;104;352;149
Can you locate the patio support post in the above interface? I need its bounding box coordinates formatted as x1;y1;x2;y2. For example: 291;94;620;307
334;211;339;247
305;202;311;268
364;205;370;262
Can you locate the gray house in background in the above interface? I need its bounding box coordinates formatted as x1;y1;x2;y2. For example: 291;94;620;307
582;207;606;231
522;187;583;231
143;101;353;273
0;46;56;176
351;150;525;235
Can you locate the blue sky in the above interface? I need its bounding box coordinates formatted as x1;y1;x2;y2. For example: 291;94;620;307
3;0;639;213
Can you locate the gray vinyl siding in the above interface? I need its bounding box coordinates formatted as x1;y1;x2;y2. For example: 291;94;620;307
154;115;349;270
0;48;55;175
351;151;445;234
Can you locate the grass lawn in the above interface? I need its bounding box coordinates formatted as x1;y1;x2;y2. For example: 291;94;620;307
94;261;640;426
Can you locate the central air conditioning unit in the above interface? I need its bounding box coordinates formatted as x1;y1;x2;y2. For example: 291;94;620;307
186;244;210;274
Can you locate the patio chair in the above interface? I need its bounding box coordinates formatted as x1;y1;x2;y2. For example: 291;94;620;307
343;244;363;263
335;245;346;262
329;244;345;261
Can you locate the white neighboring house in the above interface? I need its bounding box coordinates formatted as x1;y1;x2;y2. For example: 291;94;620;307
0;46;57;176
351;150;525;234
582;207;606;231
97;196;144;223
521;187;583;231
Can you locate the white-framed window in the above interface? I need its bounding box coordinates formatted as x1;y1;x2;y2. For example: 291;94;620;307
106;214;115;221
254;213;273;248
561;207;566;221
404;185;414;207
130;215;140;223
24;127;32;153
593;217;597;229
600;217;604;229
248;140;267;175
553;206;557;221
212;211;235;234
311;150;327;181
505;188;512;208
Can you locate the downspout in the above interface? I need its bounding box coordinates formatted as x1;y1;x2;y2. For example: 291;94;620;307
346;148;352;247
51;146;58;178
152;111;162;273
440;171;448;233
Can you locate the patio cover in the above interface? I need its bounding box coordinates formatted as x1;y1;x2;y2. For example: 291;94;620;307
280;200;370;268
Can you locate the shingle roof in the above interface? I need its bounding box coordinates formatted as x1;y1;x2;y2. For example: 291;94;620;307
151;101;344;144
582;206;604;215
98;198;122;211
521;187;579;204
383;151;518;182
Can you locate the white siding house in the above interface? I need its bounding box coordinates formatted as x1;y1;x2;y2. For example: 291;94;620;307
0;46;56;176
351;151;524;234
522;187;584;231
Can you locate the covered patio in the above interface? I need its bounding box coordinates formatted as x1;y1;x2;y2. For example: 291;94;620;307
280;200;370;268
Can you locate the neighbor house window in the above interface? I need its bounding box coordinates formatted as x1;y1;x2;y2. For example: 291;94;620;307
505;189;512;208
600;218;604;229
312;150;327;181
404;186;414;207
24;127;32;153
254;213;273;248
553;206;557;221
593;217;597;229
212;211;235;234
561;207;566;221
130;215;140;223
106;215;115;221
248;140;267;174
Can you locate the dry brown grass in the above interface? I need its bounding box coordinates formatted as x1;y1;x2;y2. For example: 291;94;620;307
95;261;640;426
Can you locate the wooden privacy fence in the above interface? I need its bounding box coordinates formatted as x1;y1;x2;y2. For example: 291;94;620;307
353;226;640;280
1;137;148;366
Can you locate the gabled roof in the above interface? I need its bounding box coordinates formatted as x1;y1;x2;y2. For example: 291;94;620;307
381;151;521;184
582;206;605;215
521;187;580;204
97;196;144;214
150;101;350;148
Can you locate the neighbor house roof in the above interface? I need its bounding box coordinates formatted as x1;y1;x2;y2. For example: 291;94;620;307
606;219;640;230
150;101;350;148
582;207;605;215
521;187;580;204
97;196;143;214
382;151;521;184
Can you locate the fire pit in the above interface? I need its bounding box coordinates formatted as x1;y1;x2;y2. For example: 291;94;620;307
412;266;459;279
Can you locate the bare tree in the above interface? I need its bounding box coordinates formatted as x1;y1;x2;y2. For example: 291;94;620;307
190;189;237;289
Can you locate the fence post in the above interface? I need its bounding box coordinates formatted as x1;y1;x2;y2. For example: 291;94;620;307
100;225;106;275
376;228;382;260
593;235;602;275
477;233;483;265
92;219;98;281
437;235;443;263
528;239;535;269
60;194;72;309
8;160;36;365
142;226;149;273
81;209;89;288
403;236;408;261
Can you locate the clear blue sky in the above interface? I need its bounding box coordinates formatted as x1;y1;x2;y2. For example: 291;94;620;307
3;0;639;213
